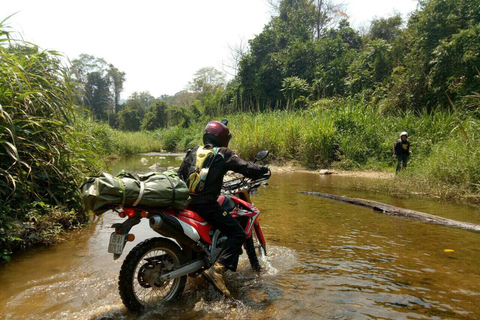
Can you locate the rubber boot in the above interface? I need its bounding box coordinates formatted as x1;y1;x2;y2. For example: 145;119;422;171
202;262;231;297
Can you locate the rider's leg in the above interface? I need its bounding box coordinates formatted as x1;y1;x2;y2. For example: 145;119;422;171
203;262;230;296
403;155;408;170
190;202;246;296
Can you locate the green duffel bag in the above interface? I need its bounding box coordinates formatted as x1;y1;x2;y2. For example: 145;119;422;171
81;170;189;214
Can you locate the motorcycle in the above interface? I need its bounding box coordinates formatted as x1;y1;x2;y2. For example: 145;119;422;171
107;150;270;313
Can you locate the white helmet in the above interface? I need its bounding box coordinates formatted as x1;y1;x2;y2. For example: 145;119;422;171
400;131;408;138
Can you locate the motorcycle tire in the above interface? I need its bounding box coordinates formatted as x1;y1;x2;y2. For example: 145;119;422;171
118;237;187;313
245;236;262;271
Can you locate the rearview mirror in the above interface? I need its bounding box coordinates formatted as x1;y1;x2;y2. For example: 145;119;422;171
254;150;269;162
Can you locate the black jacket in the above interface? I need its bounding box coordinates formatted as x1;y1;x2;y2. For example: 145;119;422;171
178;145;268;204
393;139;410;156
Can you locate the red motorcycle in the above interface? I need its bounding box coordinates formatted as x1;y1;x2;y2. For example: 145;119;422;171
107;151;270;313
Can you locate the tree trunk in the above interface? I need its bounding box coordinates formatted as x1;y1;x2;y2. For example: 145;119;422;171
299;191;480;232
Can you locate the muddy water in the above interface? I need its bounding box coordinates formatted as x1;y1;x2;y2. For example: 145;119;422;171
1;153;480;320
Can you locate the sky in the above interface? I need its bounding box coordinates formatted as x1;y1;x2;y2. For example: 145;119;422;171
2;0;418;100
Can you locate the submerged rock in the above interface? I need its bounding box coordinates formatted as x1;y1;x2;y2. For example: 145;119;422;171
148;163;165;171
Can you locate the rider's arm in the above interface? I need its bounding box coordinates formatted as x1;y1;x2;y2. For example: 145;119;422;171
223;148;268;179
393;140;400;155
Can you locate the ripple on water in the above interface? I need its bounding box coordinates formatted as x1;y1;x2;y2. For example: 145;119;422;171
77;245;297;320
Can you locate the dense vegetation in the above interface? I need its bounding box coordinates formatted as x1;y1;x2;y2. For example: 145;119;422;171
1;0;479;260
0;21;104;261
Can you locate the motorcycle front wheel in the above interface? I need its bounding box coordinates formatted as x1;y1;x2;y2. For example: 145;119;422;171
245;231;266;272
118;237;187;313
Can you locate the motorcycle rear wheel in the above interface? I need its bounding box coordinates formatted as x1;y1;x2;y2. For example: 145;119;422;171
118;237;187;313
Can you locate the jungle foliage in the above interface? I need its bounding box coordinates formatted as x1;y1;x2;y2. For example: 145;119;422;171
225;0;480;113
0;21;104;261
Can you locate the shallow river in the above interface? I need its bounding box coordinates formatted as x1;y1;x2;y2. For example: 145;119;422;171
1;154;480;320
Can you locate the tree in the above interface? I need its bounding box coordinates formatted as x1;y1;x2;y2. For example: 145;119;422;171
312;22;361;98
311;0;348;39
281;76;310;109
270;0;347;40
234;0;355;110
390;0;480;110
108;65;126;113
327;19;362;50
223;37;249;77
346;39;393;95
369;14;403;43
171;90;198;107
71;54;125;120
428;25;480;106
189;67;226;96
158;94;174;106
85;71;112;120
167;106;193;128
116;108;141;131
203;88;226;117
124;91;157;118
141;101;168;131
71;54;108;84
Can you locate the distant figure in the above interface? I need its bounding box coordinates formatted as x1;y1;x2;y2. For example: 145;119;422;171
393;132;410;173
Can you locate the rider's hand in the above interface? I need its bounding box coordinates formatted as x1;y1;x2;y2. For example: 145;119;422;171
261;165;269;174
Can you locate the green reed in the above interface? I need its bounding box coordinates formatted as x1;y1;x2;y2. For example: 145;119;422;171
0;23;99;259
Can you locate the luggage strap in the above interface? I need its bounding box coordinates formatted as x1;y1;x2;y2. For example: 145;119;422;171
162;173;176;208
132;181;145;207
114;177;126;207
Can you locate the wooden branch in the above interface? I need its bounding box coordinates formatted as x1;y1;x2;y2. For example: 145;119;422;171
298;191;480;233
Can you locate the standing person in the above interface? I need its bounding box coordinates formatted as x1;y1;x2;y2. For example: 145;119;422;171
178;120;268;297
393;131;410;173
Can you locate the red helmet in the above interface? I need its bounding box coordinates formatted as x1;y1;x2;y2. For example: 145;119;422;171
203;121;231;147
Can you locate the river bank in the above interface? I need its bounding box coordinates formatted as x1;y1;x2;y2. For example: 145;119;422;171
269;164;394;179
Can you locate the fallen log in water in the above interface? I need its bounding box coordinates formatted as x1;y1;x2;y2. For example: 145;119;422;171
298;191;480;233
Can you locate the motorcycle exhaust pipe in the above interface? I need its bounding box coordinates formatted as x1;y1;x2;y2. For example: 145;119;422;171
149;213;203;252
159;259;205;281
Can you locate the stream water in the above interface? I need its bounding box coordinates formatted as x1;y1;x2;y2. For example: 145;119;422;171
1;153;479;320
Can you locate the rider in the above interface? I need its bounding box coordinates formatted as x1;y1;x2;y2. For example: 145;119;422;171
178;120;268;297
393;131;410;173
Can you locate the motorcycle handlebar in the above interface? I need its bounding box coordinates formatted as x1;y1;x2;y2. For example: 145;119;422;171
221;171;270;192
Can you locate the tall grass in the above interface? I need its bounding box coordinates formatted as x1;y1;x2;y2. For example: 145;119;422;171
152;123;203;152
90;123;204;155
0;24;98;259
228;100;463;169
